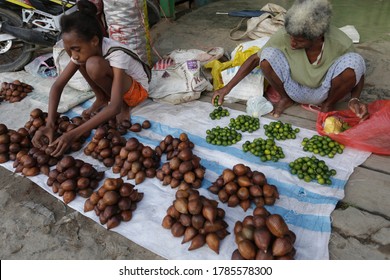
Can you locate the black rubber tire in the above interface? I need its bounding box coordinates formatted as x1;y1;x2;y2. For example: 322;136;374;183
146;0;161;27
0;8;34;72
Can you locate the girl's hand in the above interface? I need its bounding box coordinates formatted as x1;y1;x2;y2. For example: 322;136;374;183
348;98;369;121
32;126;55;148
211;87;230;106
49;131;75;158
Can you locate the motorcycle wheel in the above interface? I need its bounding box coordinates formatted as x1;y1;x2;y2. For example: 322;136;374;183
146;0;161;27
0;8;34;72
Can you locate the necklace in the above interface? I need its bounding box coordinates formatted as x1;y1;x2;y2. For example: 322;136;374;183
312;41;325;65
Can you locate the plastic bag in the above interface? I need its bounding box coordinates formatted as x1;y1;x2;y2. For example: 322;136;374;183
246;96;273;117
231;45;260;67
230;37;270;59
24;53;57;78
222;66;264;103
316;100;390;155
204;45;260;90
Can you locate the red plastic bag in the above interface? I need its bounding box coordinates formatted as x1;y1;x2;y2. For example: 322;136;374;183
316;100;390;155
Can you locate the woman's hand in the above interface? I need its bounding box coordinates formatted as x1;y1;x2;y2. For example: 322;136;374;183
348;98;369;121
32;126;56;149
49;131;76;158
211;87;230;106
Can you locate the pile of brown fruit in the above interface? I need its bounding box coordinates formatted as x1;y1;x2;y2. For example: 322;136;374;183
122;119;151;134
13;147;59;177
46;155;104;204
25;108;91;153
0;80;34;103
84;177;144;229
84;125;126;167
0;124;11;163
95;118;151;135
231;206;296;260
208;164;279;211
0;124;31;163
24;108;50;136
155;133;206;189
162;186;229;254
112;137;160;184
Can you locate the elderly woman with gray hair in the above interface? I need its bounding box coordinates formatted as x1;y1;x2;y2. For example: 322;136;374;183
212;0;368;120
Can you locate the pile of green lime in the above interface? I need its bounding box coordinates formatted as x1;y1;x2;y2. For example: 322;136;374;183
206;126;242;146
242;138;285;162
228;114;260;133
289;156;336;185
209;106;230;120
301;135;345;158
263;121;300;140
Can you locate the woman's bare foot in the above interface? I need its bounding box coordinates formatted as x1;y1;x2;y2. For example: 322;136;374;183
82;99;108;119
320;102;334;113
271;97;295;118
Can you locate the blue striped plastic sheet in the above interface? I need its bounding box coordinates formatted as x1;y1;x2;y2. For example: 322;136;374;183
0;99;371;260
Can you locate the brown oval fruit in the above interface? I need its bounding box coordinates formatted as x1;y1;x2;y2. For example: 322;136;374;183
102;191;120;206
233;163;248;176
272;236;293;257
237;240;256;260
129;123;142;132
254;227;272;253
171;221;186;237
266;214;289;238
141;120;151;129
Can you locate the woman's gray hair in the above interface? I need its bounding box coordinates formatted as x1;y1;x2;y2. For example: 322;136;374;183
285;0;332;40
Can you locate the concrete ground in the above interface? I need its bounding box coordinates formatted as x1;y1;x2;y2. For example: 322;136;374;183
1;0;389;260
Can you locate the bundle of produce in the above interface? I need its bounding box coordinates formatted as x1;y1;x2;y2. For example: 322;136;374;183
162;186;229;254
25;108;91;153
231;206;297;260
0;124;10;163
46;155;104;204
229;114;260;133
301;135;345;158
208;163;279;211
209;106;230;120
289;155;337;185
155;133;205;189
112;137;160;184
205;126;242;146
123;119;152;134
13;147;60;177
84;178;144;229
0;124;31;163
87;116;151;135
84;126;126;167
242;138;285;162
263;121;300;140
0;80;33;103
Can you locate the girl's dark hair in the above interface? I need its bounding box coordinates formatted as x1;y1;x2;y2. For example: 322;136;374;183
60;0;103;43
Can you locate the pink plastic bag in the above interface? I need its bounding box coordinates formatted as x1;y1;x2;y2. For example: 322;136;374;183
316;100;390;155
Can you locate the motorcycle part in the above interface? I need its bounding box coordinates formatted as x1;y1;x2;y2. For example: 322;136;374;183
0;8;34;72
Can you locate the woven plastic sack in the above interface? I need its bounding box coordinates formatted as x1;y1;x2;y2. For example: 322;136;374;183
316;100;390;155
104;0;151;65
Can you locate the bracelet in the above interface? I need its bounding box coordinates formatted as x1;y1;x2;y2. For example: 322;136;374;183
349;97;360;104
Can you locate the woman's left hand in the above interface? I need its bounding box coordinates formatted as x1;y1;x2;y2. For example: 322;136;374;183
348;98;369;121
49;131;75;158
